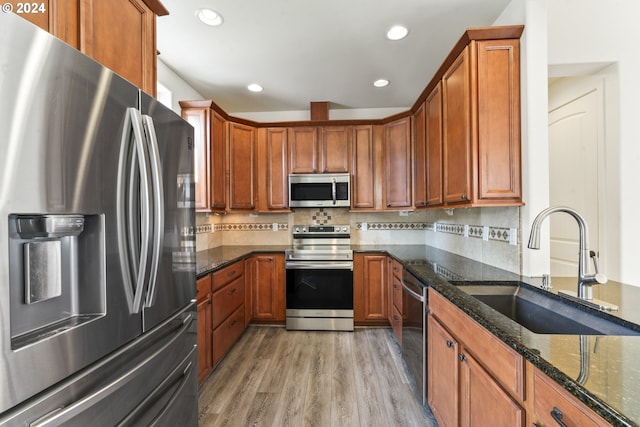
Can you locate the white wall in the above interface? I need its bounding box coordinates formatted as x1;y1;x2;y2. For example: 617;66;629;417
157;58;204;114
547;0;640;285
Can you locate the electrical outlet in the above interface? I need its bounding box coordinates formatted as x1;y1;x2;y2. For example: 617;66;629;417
483;226;489;241
273;223;278;231
509;227;518;245
361;222;368;231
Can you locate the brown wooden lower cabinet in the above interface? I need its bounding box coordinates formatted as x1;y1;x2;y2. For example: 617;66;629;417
196;275;213;384
427;287;614;427
212;305;245;366
530;364;610;427
353;253;388;325
245;253;286;324
428;288;524;427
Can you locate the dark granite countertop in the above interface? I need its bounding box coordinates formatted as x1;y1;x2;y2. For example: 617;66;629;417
197;244;640;426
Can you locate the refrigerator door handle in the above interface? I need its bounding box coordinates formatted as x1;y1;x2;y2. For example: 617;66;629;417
141;114;165;308
117;107;153;314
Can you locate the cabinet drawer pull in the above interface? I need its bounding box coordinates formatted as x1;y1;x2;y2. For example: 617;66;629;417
446;340;454;348
227;270;236;277
458;353;467;362
229;320;237;328
550;407;568;427
460;194;468;200
227;287;237;295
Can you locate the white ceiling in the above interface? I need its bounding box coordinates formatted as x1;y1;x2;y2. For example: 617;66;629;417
156;0;513;114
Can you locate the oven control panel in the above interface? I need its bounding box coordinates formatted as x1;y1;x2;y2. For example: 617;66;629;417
293;225;350;234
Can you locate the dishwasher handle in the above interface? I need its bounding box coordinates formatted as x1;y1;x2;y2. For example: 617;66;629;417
402;281;425;302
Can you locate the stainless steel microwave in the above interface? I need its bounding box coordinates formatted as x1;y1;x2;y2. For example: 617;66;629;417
288;173;350;208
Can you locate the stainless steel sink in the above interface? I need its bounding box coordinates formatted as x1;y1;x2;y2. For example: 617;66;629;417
455;284;640;335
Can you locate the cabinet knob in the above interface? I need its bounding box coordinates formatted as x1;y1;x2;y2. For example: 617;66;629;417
386;203;391;207
460;194;468;200
446;340;454;348
458;353;467;362
550;407;568;427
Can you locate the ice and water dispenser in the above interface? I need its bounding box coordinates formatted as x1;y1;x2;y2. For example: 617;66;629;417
9;214;106;348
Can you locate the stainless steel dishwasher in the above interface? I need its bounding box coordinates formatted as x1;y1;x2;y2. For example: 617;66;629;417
401;270;428;405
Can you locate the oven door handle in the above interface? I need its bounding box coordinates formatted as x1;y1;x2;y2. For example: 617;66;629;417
402;282;425;302
286;261;353;270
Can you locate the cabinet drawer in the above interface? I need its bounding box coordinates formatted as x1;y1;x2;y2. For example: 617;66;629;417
429;289;524;400
212;261;244;291
213;305;245;366
533;367;607;427
196;274;212;302
392;275;403;313
211;276;245;328
391;305;402;345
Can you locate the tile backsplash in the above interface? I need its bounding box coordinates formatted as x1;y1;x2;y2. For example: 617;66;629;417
195;206;522;274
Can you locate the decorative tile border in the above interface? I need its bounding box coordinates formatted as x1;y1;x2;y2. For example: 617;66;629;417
196;223;288;233
355;222;428;231
423;221;517;245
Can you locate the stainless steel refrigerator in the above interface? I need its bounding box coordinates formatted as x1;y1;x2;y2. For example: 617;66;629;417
0;12;198;426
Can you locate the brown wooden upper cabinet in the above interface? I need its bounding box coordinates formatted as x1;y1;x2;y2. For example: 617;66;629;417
256;128;290;212
228;122;256;211
179;101;227;212
8;0;168;97
350;125;377;210
425;83;444;207
288;126;350;174
384;117;412;209
442;37;522;207
413;102;428;208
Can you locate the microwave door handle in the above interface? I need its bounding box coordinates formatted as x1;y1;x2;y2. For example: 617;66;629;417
332;177;337;205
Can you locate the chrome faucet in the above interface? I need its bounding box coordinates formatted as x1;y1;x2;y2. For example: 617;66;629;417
528;206;606;300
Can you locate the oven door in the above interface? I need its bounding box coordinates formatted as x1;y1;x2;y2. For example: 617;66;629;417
285;261;353;331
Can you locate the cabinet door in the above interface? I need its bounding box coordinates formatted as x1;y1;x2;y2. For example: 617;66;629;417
228;122;255;210
442;46;472;205
79;0;157;96
476;40;521;202
459;351;524;427
413;102;428;208
5;0;79;46
384;117;412;209
428;316;459;427
320;126;351;173
197;296;212;384
247;254;285;322
351;125;376;209
262;128;289;210
182;108;210;211
353;254;388;323
426;82;444;207
210;112;227;210
288;127;319;174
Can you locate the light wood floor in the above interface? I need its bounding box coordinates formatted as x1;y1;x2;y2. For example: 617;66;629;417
198;326;438;427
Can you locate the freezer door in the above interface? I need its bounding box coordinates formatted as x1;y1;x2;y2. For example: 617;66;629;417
140;93;196;331
0;13;145;413
0;304;198;427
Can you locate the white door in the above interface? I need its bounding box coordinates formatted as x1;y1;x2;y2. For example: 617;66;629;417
548;82;602;276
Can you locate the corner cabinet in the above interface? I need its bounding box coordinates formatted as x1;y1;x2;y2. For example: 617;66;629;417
8;0;167;97
442;37;522;207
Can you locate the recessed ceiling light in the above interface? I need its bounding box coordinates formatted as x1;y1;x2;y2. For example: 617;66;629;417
386;25;409;41
195;8;224;26
373;79;389;88
247;83;263;92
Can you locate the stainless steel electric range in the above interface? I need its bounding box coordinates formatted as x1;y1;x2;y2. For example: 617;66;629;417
285;225;353;331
